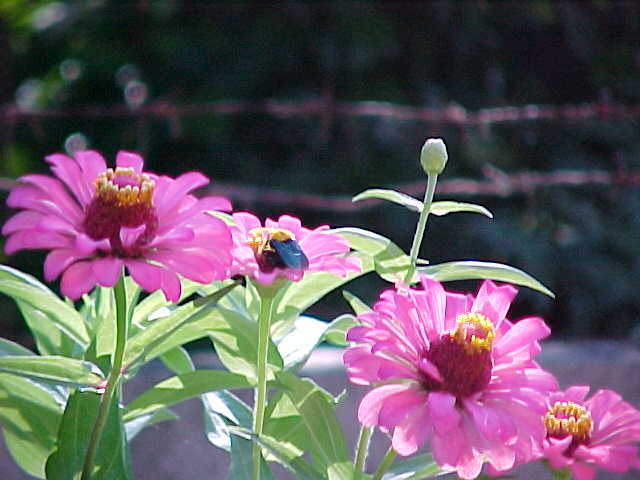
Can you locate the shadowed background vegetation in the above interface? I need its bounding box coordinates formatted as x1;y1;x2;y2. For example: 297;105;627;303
0;1;639;344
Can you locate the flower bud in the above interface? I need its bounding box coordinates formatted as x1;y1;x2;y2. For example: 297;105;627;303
420;138;448;175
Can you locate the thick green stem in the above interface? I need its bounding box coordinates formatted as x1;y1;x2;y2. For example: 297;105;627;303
372;447;397;480
354;425;373;476
81;272;128;480
403;173;438;285
252;293;275;480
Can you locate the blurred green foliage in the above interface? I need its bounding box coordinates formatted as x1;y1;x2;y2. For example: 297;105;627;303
0;1;639;342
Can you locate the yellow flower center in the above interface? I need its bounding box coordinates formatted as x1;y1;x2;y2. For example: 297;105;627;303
83;167;157;255
544;401;593;442
247;227;295;256
94;167;154;208
451;313;495;354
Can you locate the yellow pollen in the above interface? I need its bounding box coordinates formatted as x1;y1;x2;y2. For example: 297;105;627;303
544;401;593;441
94;168;154;207
451;313;495;354
247;227;294;256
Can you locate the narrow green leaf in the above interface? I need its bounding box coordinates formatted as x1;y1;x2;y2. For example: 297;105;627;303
271;252;372;338
352;190;492;219
0;266;89;349
123;370;251;422
353;188;423;212
45;390;131;480
430;200;493;218
275;316;331;371
229;433;275;480
202;390;253;452
0;373;63;478
342;290;372;315
124;408;178;441
159;346;195;375
382;453;452;479
0;356;104;388
331;227;416;283
125;301;212;369
0;337;33;356
419;261;555;298
275;371;350;470
15;300;78;357
208;307;283;382
324;314;359;347
130;278;207;330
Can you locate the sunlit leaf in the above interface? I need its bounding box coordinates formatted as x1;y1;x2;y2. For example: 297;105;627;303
352;189;492;218
342;290;372;315
159;346;195;375
123;370;251;422
382;453;452;479
420;261;555;298
275;371;350;473
330;228;416;283
275;316;330;371
271;252;372;338
124;408;178;442
45;390;131;480
0;356;104;388
324;314;359;347
0;373;63;478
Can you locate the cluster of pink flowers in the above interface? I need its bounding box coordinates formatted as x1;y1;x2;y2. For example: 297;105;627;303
344;277;640;479
2;150;358;300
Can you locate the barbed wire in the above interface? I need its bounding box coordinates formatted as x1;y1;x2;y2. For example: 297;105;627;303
204;167;640;211
0;167;637;212
2;98;640;125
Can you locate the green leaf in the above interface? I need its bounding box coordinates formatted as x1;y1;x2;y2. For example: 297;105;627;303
430;200;493;218
202;390;252;452
275;316;331;371
45;390;131;480
331;227;416;283
124;282;237;370
159;346;195;375
229;433;275;480
419;261;555;298
271;252;372;338
0;373;63;478
353;188;423;212
15;300;78;357
0;337;33;356
352;189;492;218
208;307;283;382
123;370;251;422
342;290;372;315
0;356;104;388
130;278;208;331
275;371;350;472
382;453;452;479
124;408;178;441
324;314;359;347
0;266;89;351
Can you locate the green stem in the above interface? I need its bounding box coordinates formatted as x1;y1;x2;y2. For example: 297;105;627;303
81;272;128;480
252;292;275;480
354;425;373;476
372;447;397;480
403;173;439;285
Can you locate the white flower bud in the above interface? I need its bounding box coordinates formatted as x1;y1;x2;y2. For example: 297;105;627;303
420;138;448;175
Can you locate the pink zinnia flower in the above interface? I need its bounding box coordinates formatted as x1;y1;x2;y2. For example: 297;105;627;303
344;277;558;479
230;212;360;284
542;386;640;480
3;150;233;301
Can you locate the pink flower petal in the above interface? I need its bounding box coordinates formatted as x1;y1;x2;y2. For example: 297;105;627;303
427;391;459;436
60;261;97;299
493;316;550;358
44;248;86;281
154;171;209;216
357;384;414;427
392;405;430;456
119;225;146;249
45;153;94;207
2;211;43;235
115;150;144;172
91;257;123;287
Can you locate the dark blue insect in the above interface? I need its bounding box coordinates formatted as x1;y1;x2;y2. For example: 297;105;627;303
269;238;309;270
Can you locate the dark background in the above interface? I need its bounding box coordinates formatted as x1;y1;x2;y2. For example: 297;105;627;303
0;1;639;345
